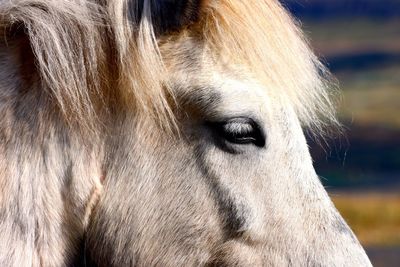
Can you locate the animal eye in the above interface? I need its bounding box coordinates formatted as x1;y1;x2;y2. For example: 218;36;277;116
210;118;265;147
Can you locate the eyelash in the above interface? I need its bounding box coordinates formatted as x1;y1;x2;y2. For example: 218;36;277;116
207;117;266;148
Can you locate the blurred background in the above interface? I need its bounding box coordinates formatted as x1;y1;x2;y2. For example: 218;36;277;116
281;0;400;266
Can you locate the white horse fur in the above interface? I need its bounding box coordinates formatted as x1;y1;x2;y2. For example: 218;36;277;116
0;0;372;266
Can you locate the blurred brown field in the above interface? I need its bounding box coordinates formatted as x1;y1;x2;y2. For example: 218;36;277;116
332;193;400;246
338;66;400;128
283;0;400;264
307;19;400;57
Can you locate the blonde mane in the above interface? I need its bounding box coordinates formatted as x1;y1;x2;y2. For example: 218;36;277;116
201;0;339;134
0;0;338;134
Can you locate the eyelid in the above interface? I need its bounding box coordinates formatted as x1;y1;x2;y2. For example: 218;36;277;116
207;117;266;148
222;120;254;134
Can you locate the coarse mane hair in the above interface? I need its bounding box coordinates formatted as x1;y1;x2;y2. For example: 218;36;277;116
202;1;339;134
0;0;338;134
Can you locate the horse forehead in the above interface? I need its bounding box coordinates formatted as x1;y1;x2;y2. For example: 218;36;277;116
212;77;271;115
173;70;272;120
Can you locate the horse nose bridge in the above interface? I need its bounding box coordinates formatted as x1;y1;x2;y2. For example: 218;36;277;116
296;203;372;266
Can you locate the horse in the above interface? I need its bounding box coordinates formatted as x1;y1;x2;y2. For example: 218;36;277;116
0;0;372;266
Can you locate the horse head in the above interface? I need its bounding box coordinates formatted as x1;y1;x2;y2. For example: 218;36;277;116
0;0;372;266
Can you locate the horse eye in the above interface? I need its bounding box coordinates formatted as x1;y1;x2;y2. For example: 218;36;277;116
210;118;265;147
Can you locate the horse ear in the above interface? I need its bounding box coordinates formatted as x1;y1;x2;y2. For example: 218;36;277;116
129;0;204;35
